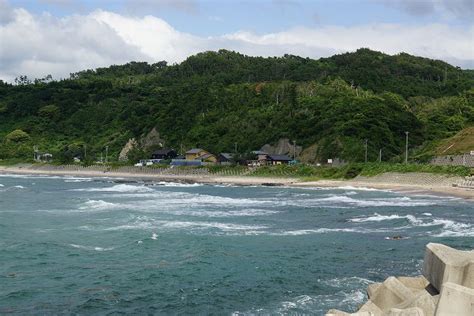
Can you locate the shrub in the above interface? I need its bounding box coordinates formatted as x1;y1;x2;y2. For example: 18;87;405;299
5;129;30;143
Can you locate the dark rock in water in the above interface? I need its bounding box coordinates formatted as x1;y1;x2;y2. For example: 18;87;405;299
261;183;282;186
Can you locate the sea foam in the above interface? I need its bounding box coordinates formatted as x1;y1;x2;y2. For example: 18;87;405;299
69;244;114;251
73;184;154;193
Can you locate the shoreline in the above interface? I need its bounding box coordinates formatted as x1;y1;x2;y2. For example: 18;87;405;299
0;166;473;200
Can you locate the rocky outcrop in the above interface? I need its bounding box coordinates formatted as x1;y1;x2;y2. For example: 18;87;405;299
118;138;138;161
140;127;164;149
260;138;302;157
118;128;165;161
326;243;474;316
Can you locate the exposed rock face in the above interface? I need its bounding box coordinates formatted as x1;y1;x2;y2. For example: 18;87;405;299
118;138;138;161
326;243;474;316
118;128;165;161
260;138;302;157
140;128;164;149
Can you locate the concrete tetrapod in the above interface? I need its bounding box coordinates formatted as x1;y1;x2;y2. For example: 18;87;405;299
326;243;474;316
435;282;474;316
422;243;474;291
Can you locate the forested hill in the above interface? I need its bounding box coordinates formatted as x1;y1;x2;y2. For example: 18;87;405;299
0;48;473;163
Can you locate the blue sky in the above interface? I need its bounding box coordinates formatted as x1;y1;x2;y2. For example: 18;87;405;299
14;0;472;35
1;0;473;81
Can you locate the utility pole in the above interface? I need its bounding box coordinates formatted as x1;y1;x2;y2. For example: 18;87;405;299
105;146;109;164
405;131;409;164
379;149;382;163
33;145;38;161
234;142;238;154
84;144;87;160
364;139;368;163
293;140;296;160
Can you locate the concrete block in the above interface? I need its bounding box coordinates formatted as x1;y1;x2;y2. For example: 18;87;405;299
396;276;429;293
393;290;436;316
326;310;351;316
387;307;425;316
435;282;474;316
325;310;374;316
423;243;474;291
367;283;382;299
358;300;383;316
371;277;414;312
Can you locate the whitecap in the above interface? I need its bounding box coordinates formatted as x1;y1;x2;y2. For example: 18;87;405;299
272;228;365;236
313;195;436;207
102;218;268;233
320;276;374;289
69;244;114;251
429;220;474;237
64;177;93;183
349;213;422;225
151;233;158;240
72;184;154;193
156;181;203;187
79;199;120;210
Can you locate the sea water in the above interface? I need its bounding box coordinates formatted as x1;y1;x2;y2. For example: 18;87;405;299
0;174;473;315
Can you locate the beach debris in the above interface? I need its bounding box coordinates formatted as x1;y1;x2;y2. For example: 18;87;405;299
326;243;474;316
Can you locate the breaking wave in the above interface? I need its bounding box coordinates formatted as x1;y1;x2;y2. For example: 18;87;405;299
156;181;203;187
72;184;154;193
349;213;422;225
349;213;474;237
79;199;120;210
307;195;436;207
101;218;268;234
272;228;363;236
69;244;114;251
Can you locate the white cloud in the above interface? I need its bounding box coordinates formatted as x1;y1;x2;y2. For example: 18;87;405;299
0;6;473;82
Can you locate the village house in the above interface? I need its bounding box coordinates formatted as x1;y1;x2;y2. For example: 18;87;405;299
185;148;217;163
34;152;53;162
195;153;218;163
218;153;234;165
151;149;177;160
247;150;269;166
185;148;207;160
266;154;292;165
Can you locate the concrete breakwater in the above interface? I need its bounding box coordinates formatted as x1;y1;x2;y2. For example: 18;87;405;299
326;243;474;316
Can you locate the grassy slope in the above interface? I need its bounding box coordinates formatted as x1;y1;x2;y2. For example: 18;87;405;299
435;127;474;155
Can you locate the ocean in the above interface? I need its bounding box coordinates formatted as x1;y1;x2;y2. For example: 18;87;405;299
0;174;473;315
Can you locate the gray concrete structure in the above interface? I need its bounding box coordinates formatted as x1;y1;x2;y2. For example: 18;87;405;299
326;243;474;316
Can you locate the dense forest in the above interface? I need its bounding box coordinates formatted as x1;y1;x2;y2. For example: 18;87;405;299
0;48;473;163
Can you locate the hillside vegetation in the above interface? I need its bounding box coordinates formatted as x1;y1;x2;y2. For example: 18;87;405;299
0;48;473;163
434;127;474;155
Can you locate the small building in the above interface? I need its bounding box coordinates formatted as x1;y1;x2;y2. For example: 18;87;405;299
252;150;268;161
195;153;217;163
266;154;292;165
218;153;234;165
247;150;269;167
186;148;208;160
34;152;53;162
151;149;177;160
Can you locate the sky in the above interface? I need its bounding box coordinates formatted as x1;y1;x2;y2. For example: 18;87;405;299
0;0;473;82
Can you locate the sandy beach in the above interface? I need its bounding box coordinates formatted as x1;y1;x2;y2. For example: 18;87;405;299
0;165;473;200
